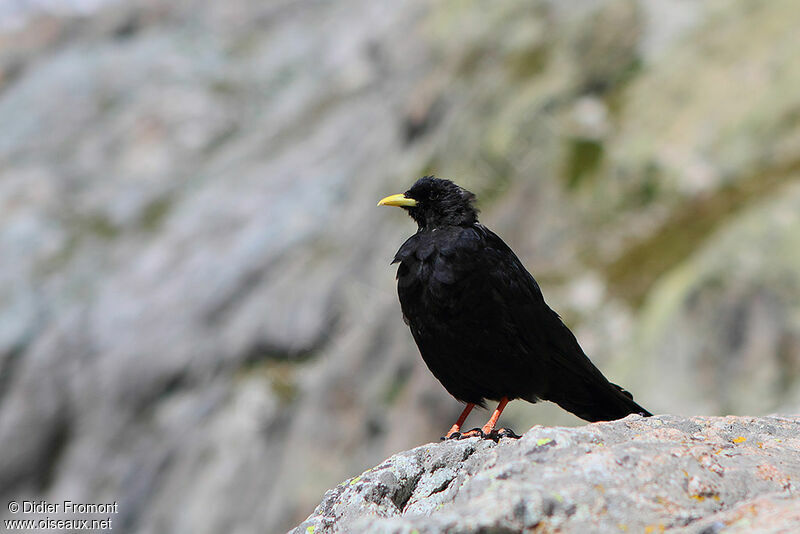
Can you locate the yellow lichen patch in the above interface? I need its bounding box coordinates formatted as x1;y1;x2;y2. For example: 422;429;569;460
732;436;747;444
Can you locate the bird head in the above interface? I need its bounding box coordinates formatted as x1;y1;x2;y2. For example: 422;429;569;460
377;176;479;229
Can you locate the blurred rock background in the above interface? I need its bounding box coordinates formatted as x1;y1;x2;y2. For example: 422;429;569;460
0;0;799;532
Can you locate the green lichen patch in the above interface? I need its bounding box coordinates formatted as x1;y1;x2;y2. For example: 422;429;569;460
139;196;173;232
604;159;800;306
563;138;604;189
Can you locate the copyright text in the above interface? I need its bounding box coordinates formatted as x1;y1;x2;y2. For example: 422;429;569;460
5;500;117;531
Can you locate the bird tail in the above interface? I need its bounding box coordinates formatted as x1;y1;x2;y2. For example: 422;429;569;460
551;379;652;423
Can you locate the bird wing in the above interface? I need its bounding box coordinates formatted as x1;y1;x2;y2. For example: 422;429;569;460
471;225;611;387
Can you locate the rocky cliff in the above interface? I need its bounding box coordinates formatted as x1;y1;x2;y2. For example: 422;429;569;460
294;415;800;533
1;1;800;533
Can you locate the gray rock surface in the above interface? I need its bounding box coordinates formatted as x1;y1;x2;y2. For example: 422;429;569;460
294;415;800;533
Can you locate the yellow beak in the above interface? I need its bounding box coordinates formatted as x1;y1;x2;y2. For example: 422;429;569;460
377;193;417;208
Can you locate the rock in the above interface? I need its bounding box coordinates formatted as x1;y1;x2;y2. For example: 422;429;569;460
293;415;800;533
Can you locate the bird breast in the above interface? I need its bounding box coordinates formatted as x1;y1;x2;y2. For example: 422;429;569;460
394;226;480;317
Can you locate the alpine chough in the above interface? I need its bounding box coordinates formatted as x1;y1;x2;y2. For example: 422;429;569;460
378;176;651;440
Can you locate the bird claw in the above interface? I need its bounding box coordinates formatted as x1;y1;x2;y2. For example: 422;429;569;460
458;428;486;439
440;427;521;442
440;431;461;441
440;428;484;441
485;427;521;441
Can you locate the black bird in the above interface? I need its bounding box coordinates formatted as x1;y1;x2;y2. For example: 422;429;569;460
378;176;651;439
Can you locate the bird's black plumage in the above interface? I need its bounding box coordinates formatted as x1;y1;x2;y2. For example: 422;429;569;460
382;176;651;424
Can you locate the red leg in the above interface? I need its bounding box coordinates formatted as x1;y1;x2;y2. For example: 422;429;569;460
444;403;474;439
481;397;509;435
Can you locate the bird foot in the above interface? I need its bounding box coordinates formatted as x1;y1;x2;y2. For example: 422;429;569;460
485;427;521;442
440;427;521;441
440;428;483;441
458;428;486;439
